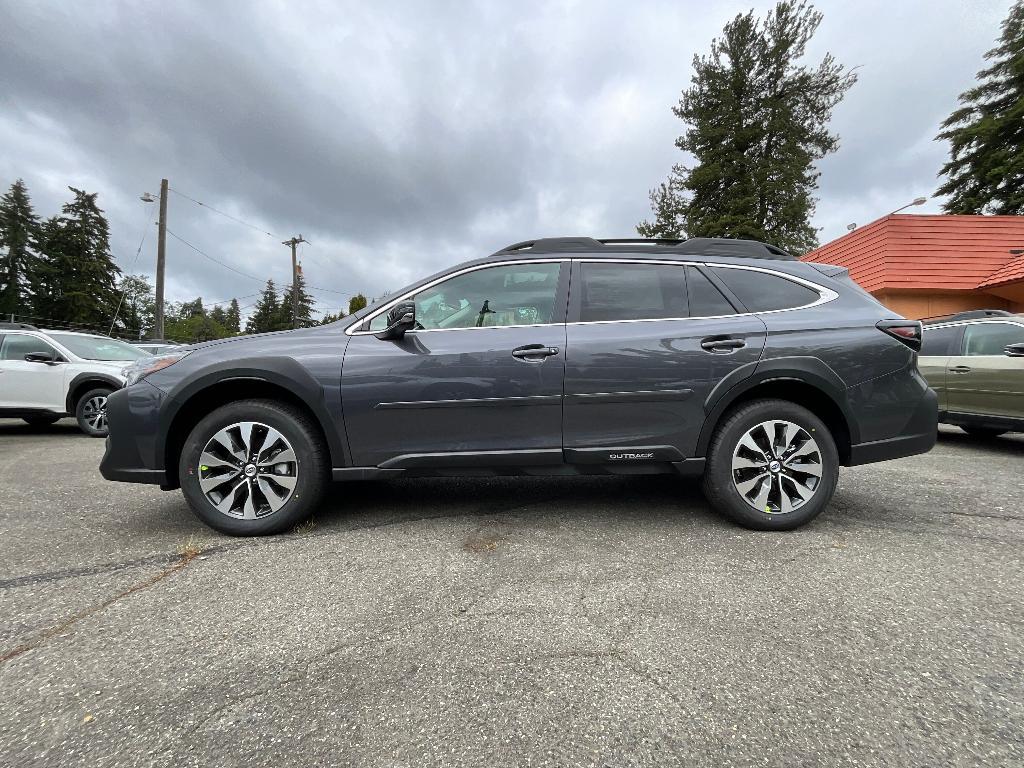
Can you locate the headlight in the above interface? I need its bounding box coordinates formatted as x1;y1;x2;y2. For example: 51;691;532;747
122;351;191;386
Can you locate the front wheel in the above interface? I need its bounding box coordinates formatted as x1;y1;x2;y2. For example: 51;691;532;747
178;399;328;536
75;388;112;437
702;399;839;531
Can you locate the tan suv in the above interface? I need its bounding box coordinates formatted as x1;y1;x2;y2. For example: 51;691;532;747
919;310;1024;437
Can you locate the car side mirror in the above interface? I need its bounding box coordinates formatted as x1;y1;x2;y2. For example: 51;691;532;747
1005;343;1024;357
374;301;416;341
24;351;58;364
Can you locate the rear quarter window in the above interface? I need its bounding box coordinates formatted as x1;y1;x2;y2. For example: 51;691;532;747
710;267;820;312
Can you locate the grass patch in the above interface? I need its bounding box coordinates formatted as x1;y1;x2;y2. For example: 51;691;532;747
292;518;317;535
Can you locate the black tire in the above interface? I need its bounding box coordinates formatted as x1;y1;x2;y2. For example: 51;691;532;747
960;426;1007;438
75;387;113;437
178;399;328;536
702;398;840;531
22;414;61;427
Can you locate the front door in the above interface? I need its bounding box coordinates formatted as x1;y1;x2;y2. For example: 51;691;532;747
945;321;1024;419
341;260;569;467
0;333;66;410
562;261;767;460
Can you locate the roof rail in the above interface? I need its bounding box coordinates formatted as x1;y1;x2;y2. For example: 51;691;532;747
923;309;1015;324
0;321;39;331
490;236;795;260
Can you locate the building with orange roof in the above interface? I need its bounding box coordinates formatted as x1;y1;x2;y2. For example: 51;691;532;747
802;215;1024;319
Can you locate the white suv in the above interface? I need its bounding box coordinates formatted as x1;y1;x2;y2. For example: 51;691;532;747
0;324;150;436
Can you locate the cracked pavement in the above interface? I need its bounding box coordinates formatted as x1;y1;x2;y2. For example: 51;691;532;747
0;419;1022;767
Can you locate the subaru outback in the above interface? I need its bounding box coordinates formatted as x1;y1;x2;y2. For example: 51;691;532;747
99;237;938;534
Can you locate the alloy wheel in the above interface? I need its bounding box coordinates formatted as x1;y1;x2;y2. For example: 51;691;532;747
82;395;108;432
731;419;823;515
198;421;298;519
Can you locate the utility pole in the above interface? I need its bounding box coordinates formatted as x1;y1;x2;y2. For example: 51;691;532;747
282;234;307;329
154;178;168;340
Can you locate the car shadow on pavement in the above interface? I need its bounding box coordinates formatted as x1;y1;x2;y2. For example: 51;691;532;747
937;429;1024;457
0;418;83;437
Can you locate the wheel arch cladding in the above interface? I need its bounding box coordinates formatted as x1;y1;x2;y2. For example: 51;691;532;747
161;359;343;488
697;363;857;465
66;373;121;413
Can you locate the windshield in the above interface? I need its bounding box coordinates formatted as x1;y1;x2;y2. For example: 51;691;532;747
49;333;150;361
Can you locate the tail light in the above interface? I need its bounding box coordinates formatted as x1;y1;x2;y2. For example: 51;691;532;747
876;319;922;351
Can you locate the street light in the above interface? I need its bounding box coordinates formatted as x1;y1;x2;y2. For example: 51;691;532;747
140;192;156;203
890;196;927;215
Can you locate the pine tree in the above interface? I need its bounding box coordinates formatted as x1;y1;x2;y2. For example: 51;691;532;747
245;280;281;334
114;274;155;339
278;272;316;329
225;298;241;334
31;187;121;329
348;293;368;315
0;179;40;319
936;1;1024;214
637;1;856;254
209;304;228;327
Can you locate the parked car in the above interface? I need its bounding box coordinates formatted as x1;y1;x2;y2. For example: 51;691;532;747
919;309;1024;437
100;237;937;535
0;323;148;436
135;340;183;356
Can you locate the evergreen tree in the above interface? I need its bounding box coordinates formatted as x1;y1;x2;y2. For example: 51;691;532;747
0;179;40;319
348;293;368;314
637;1;856;254
278;272;317;329
209;304;228;327
245;279;281;334
936;1;1024;214
113;274;155;339
31;187;121;328
225;298;241;333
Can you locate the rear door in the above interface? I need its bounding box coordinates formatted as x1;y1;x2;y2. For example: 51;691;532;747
917;324;964;412
562;260;767;461
945;321;1024;418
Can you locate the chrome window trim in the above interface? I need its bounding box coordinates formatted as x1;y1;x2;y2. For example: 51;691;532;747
568;259;837;326
345;256;837;336
345;258;569;336
924;319;1024;331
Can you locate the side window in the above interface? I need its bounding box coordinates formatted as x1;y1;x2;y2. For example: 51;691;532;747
962;323;1024;356
0;334;58;361
686;267;737;317
578;263;687;322
371;262;563;331
710;267;820;312
920;325;961;356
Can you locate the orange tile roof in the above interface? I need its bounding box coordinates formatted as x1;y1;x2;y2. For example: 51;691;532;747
802;214;1024;292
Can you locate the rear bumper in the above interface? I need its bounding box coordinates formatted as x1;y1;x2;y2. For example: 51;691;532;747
98;382;170;487
847;384;937;466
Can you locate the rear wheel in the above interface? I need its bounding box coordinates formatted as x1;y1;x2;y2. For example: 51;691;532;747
75;388;112;437
960;426;1007;438
178;399;328;536
22;414;61;427
702;399;839;531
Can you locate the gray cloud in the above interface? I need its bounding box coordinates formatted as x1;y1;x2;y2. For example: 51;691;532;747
0;0;1013;324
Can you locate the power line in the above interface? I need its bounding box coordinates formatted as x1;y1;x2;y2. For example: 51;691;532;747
168;187;277;238
165;228;267;283
107;203;155;335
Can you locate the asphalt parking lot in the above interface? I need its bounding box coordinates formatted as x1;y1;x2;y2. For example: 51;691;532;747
0;420;1022;767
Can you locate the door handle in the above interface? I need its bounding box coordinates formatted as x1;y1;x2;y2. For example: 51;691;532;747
700;337;746;353
511;344;560;362
949;365;972;374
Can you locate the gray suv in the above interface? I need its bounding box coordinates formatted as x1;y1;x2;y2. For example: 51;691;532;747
100;237;937;535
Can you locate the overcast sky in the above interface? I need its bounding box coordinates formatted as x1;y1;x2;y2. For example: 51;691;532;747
0;0;1012;325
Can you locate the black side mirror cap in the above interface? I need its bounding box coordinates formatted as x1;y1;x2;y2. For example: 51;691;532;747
23;351;58;364
375;301;417;341
1005;343;1024;357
